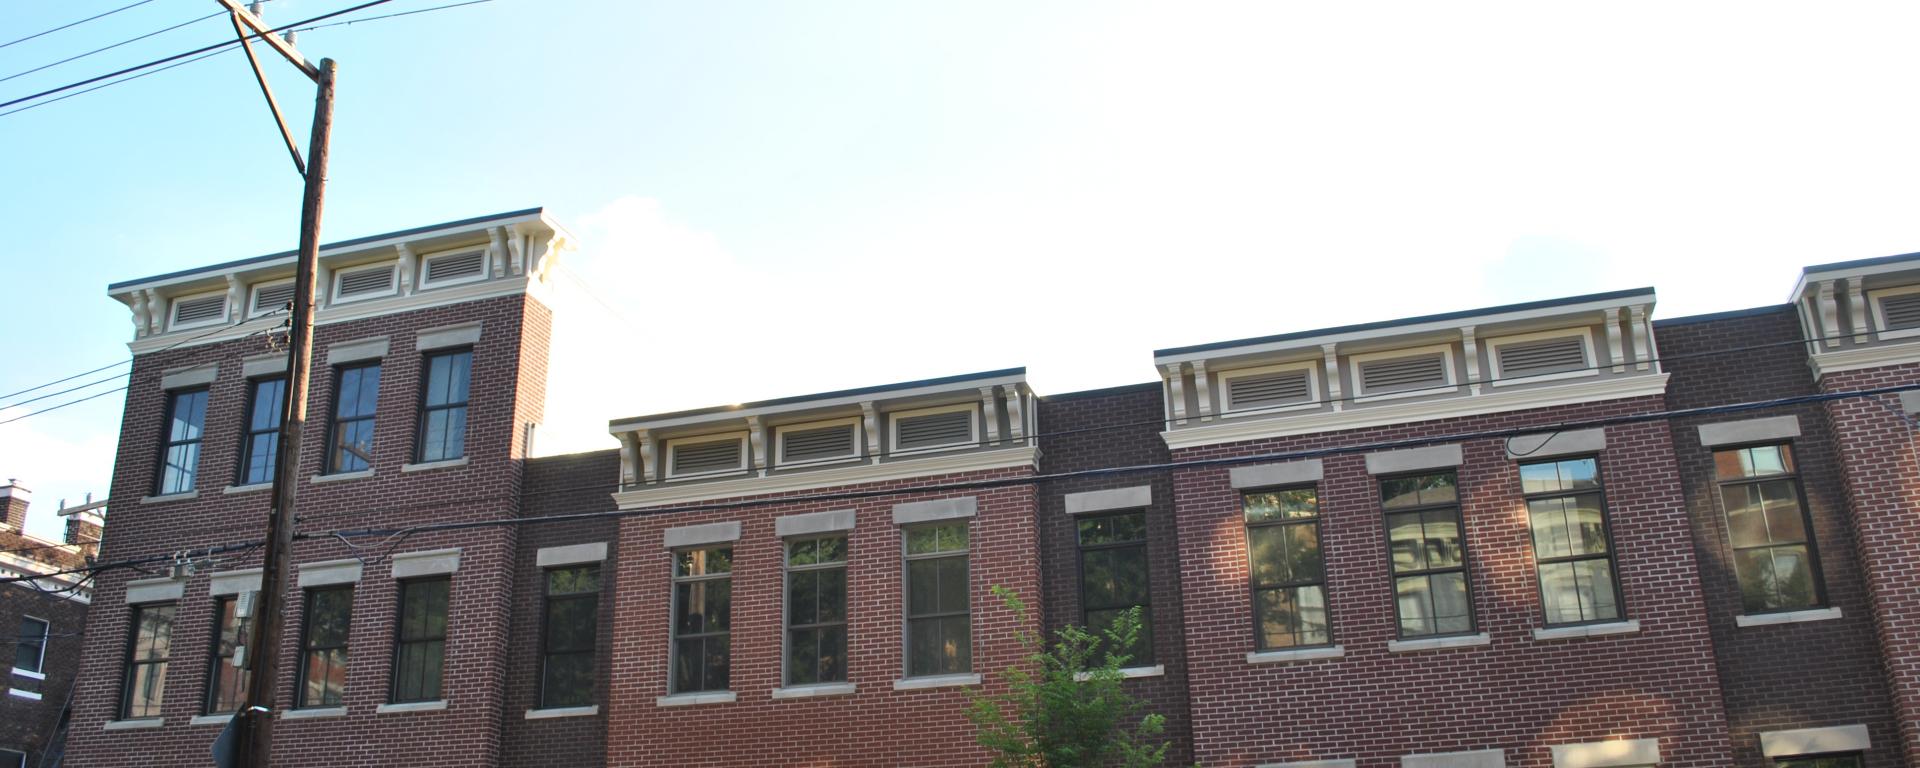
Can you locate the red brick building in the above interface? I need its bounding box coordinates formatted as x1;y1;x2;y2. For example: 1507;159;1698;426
0;482;103;768
56;210;1920;767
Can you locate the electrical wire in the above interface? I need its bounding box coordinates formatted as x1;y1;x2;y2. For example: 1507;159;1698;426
0;386;128;426
0;0;158;51
286;0;494;33
0;9;225;85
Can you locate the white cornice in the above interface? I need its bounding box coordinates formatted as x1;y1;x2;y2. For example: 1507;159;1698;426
612;445;1039;510
608;375;1030;434
127;277;534;355
0;552;92;604
1160;374;1669;451
1808;343;1920;379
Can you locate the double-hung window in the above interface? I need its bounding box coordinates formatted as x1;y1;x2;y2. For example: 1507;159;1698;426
1521;457;1624;625
904;522;971;677
1777;757;1864;768
298;586;353;708
540;566;599;708
416;350;471;463
205;597;251;714
670;547;732;693
14;616;47;674
122;603;177;719
0;749;22;768
391;578;450;703
785;536;848;686
1715;444;1824;613
156;388;208;495
1245;488;1329;649
238;377;286;486
1381;471;1475;638
1078;511;1152;664
327;363;381;474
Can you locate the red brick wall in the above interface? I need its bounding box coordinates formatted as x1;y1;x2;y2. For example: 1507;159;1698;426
0;583;88;765
67;292;545;768
1170;395;1735;768
604;466;1041;768
1035;383;1193;765
1657;308;1903;767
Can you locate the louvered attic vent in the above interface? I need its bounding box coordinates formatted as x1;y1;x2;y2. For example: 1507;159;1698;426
1497;336;1587;378
423;251;485;284
1359;354;1448;395
253;283;295;315
896;410;974;451
781;424;858;463
171;294;226;327
1882;293;1920;331
337;266;395;298
1226;369;1312;410
672;438;744;476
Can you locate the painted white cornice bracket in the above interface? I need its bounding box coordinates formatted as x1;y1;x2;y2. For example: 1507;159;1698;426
1165;364;1188;425
1817;280;1840;351
1604;307;1624;373
225;275;245;324
1630;304;1651;371
1460;326;1481;394
487;227;508;279
144;288;164;335
395;243;418;297
1003;388;1026;443
1847;278;1869;344
1192;360;1213;421
505;224;527;277
860;402;882;460
129;293;149;338
979;387;1002;446
1321;344;1342;411
746;416;768;476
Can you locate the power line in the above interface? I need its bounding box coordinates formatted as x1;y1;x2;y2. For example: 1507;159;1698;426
0;386;129;426
0;360;127;402
0;308;286;411
287;0;494;33
0;9;225;85
0;0;158;51
1;371;130;411
0;45;234;119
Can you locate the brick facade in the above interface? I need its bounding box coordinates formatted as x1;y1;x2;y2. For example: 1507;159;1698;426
0;486;94;768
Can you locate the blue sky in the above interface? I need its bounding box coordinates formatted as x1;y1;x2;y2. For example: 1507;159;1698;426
4;1;1920;540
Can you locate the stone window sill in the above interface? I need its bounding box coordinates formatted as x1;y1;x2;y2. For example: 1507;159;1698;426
11;667;45;681
892;673;981;691
140;491;199;505
190;714;233;727
655;691;736;707
375;700;447;714
1736;607;1842;627
1387;633;1491;653
103;718;164;730
9;688;41;700
223;483;272;495
1074;664;1166;681
310;470;374;485
1247;646;1345;665
1254;760;1356;768
525;705;599;719
771;683;857;700
1532;620;1640;641
281;706;348;720
401;457;469;474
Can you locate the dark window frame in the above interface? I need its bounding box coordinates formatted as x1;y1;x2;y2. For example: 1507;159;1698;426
413;348;472;464
1713;442;1828;615
389;576;450;704
783;534;849;687
538;564;600;709
1243;486;1334;651
1775;754;1865;768
1379;470;1479;640
1075;510;1154;664
902;520;972;678
295;585;353;709
155;387;209;495
1518;455;1628;628
0;748;22;768
204;595;251;714
120;602;177;720
14;615;48;674
324;362;381;474
237;376;287;486
669;547;732;694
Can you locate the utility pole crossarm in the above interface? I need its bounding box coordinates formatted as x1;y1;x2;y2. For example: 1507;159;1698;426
215;0;318;81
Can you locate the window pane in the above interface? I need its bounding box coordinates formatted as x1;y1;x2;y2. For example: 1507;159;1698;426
675;548;732;577
1429;571;1472;635
1759;480;1808;543
1388;512;1428;571
1420;510;1463;568
936;556;969;614
1248;525;1288;585
1086;607;1151;663
546;597;597;653
788;571;820;626
1077;512;1146;545
1244;488;1318;523
542;653;593;708
908;616;970;676
1723;484;1768;547
819;625;846;682
1528;497;1574;560
547;566;599;596
1394;576;1435;637
1770;545;1816;609
816;568;846;623
1518;462;1562;494
250;378;286;431
15;618;45;672
908;522;968;555
906;559;940;615
1283;524;1323;584
1255;585;1328;649
788;628;820;685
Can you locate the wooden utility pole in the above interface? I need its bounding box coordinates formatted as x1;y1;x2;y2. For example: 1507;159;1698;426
209;3;334;766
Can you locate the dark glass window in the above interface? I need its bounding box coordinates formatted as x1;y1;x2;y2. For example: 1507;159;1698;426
238;377;286;486
416;350;471;463
327;363;381;473
904;522;970;677
157;388;208;495
1520;457;1624;625
1245;488;1329;649
205;597;251;714
1777;756;1864;768
14;616;47;673
122;603;176;719
1381;471;1475;638
785;536;848;686
0;749;23;768
391;578;449;703
671;547;731;693
541;566;599;708
1716;444;1824;613
1078;511;1152;663
298;586;353;708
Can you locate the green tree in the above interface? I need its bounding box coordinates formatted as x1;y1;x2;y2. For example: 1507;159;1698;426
967;585;1168;768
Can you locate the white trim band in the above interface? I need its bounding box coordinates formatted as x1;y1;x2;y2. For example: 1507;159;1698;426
892;497;977;526
125;576;185;604
160;364;218;390
375;700;448;714
655;691;736;707
663;522;740;549
537;542;608;567
415;322;482;351
1073;664;1165;681
298;559;363;587
1257;761;1355;768
1366;444;1464;475
326;336;389;365
1064;486;1152;515
1550;738;1660;768
1759;724;1871;758
391;548;461;578
209;569;263;597
1230;460;1324;489
1736;607;1843;627
1697;415;1800;447
102;718;165;730
1532;620;1640;641
242;354;288;378
281;706;348;720
893;673;981;690
1388;633;1490;653
525;705;599;719
1506;428;1606;460
775;509;856;537
1402;749;1506;768
1247;645;1345;664
770;683;857;699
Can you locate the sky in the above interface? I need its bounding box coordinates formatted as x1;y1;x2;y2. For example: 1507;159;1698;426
3;1;1920;541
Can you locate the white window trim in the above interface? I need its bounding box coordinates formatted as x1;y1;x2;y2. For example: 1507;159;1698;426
14;616;47;675
1347;343;1459;403
1485;327;1598;387
663;432;751;480
1217;360;1321;416
888;402;981;456
773;416;864;469
248;278;295;318
1868;283;1920;340
417;246;490;291
167;289;230;331
331;261;399;305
